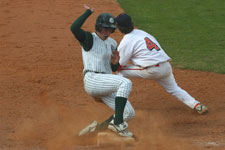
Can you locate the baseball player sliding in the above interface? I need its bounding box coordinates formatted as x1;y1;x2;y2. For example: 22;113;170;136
115;13;208;115
70;5;135;137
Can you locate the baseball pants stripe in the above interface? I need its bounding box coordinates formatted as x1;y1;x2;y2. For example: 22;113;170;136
84;72;132;98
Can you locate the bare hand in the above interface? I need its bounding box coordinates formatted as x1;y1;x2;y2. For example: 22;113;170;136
84;4;94;12
111;50;120;65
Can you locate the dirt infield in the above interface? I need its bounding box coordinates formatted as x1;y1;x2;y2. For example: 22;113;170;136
1;0;225;150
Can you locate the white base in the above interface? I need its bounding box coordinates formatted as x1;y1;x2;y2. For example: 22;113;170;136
97;132;135;146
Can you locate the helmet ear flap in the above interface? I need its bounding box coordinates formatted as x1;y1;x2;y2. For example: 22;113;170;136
95;16;103;32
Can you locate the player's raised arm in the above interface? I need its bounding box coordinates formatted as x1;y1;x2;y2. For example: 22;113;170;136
70;4;93;51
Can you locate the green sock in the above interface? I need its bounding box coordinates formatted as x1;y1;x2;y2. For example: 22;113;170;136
114;97;127;125
96;115;114;131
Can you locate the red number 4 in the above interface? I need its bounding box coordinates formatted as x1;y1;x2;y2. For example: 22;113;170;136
144;37;160;51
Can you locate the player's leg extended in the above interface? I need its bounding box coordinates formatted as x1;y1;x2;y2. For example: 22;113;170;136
156;62;200;109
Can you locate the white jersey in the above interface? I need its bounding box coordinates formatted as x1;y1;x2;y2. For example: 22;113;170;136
82;32;117;74
118;29;171;67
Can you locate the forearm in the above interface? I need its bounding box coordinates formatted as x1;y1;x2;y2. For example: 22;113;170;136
70;9;92;42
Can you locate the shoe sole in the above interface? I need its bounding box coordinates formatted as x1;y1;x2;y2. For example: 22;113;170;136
79;120;98;136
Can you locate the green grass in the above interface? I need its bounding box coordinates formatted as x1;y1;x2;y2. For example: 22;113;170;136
117;0;225;74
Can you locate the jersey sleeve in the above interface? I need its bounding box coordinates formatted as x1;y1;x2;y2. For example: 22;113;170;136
70;9;93;51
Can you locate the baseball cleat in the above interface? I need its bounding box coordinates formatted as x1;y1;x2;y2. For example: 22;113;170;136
194;104;208;115
108;119;133;137
78;120;98;136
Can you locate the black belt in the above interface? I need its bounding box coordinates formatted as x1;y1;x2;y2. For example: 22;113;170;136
84;70;105;76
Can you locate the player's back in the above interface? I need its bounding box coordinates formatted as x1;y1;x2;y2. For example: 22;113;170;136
126;29;162;51
119;29;170;67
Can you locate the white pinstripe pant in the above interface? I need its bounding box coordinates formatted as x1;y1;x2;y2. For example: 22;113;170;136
84;72;135;121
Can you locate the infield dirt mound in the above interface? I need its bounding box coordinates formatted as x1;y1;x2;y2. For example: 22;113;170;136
0;0;225;150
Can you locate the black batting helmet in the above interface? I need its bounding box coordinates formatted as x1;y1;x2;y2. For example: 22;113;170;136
95;13;116;32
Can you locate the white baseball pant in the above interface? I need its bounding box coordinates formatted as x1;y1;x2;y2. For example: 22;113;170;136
118;61;200;109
